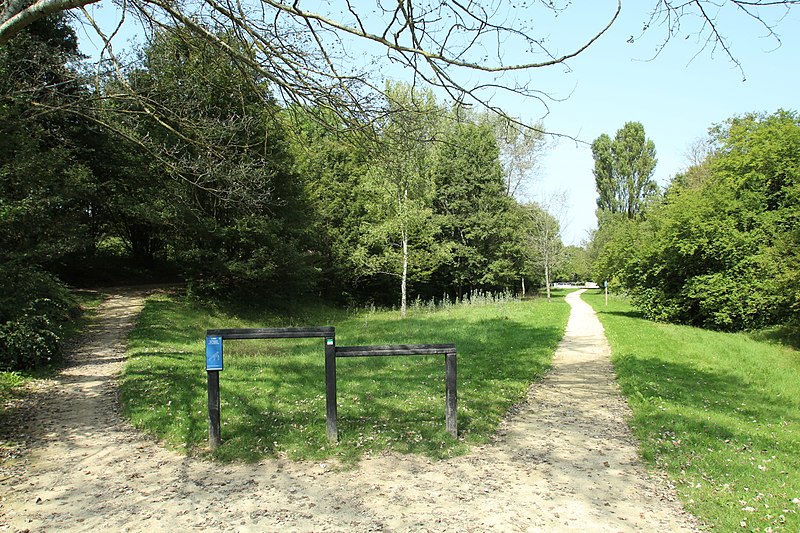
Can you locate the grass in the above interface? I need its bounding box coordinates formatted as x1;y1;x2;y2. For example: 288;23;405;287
583;291;800;532
120;291;571;463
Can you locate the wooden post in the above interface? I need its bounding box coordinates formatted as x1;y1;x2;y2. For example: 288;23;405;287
445;351;457;438
207;370;221;449
324;336;338;443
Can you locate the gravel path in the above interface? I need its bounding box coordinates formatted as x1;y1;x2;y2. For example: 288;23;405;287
0;289;699;532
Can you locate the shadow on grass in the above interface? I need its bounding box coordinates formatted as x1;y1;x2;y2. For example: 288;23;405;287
599;310;645;320
124;296;566;462
748;323;800;350
615;353;800;461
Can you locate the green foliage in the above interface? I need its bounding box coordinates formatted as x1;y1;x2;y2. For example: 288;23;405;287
556;245;591;282
587;210;641;288
589;110;799;331
120;292;570;461
351;83;447;311
0;263;80;370
0;16;99;270
591;121;658;219
584;291;800;532
0;371;26;402
0;17;99;370
116;29;319;301
430;120;523;295
289;109;375;301
290;93;534;305
521;200;567;293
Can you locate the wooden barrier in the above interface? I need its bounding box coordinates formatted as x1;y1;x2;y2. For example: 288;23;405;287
204;328;457;449
334;344;457;439
205;327;335;449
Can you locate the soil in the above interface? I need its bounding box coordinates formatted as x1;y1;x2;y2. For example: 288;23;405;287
0;288;700;532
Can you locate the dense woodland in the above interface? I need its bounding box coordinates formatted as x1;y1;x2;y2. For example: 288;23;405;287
0;18;579;369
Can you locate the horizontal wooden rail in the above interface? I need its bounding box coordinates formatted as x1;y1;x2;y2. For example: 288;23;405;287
335;343;457;438
206;326;335;340
335;344;456;357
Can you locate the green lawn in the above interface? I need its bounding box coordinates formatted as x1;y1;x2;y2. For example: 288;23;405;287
583;291;800;532
121;292;570;462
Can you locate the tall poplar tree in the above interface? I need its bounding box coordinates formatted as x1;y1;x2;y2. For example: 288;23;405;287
591;121;658;219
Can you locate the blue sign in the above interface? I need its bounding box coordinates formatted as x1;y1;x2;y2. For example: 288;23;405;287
205;336;223;371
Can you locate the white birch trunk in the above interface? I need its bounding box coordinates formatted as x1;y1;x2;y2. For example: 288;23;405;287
401;230;408;318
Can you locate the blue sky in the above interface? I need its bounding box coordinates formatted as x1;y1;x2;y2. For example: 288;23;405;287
77;1;799;246
499;2;800;244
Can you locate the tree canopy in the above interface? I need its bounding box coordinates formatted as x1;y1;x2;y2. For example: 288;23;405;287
590;110;800;332
591;122;658;220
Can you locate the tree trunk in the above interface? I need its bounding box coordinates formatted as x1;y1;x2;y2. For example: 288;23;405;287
521;276;526;297
544;260;551;302
401;230;408;318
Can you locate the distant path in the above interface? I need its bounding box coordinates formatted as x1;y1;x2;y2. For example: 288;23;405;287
0;289;699;532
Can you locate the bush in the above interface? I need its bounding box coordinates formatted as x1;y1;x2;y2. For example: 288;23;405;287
0;264;80;370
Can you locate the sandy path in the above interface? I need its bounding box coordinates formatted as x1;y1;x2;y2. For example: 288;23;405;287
0;289;699;532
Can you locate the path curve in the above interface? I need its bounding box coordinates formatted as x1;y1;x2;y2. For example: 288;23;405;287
1;289;699;532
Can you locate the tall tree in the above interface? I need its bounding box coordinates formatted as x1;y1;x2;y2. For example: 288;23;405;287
356;83;445;317
117;28;317;298
0;14;95;268
0;15;89;369
430;119;522;297
592;121;658;219
289;108;371;301
524;193;569;301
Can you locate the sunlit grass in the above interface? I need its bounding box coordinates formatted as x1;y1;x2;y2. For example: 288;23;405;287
120;291;571;462
583;291;800;532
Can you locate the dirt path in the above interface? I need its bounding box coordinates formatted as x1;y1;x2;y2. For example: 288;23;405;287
1;289;699;532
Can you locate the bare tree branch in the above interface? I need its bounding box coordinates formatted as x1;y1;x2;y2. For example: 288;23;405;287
633;1;798;80
3;0;797;161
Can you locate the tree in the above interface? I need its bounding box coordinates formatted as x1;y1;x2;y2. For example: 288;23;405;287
430;119;523;298
0;14;97;267
289;108;372;302
355;83;445;317
523;194;569;301
114;28;318;299
598;110;800;331
592;121;659;219
558;245;591;283
0;15;88;369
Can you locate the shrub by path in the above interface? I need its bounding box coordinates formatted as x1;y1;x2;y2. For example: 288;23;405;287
0;289;699;531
